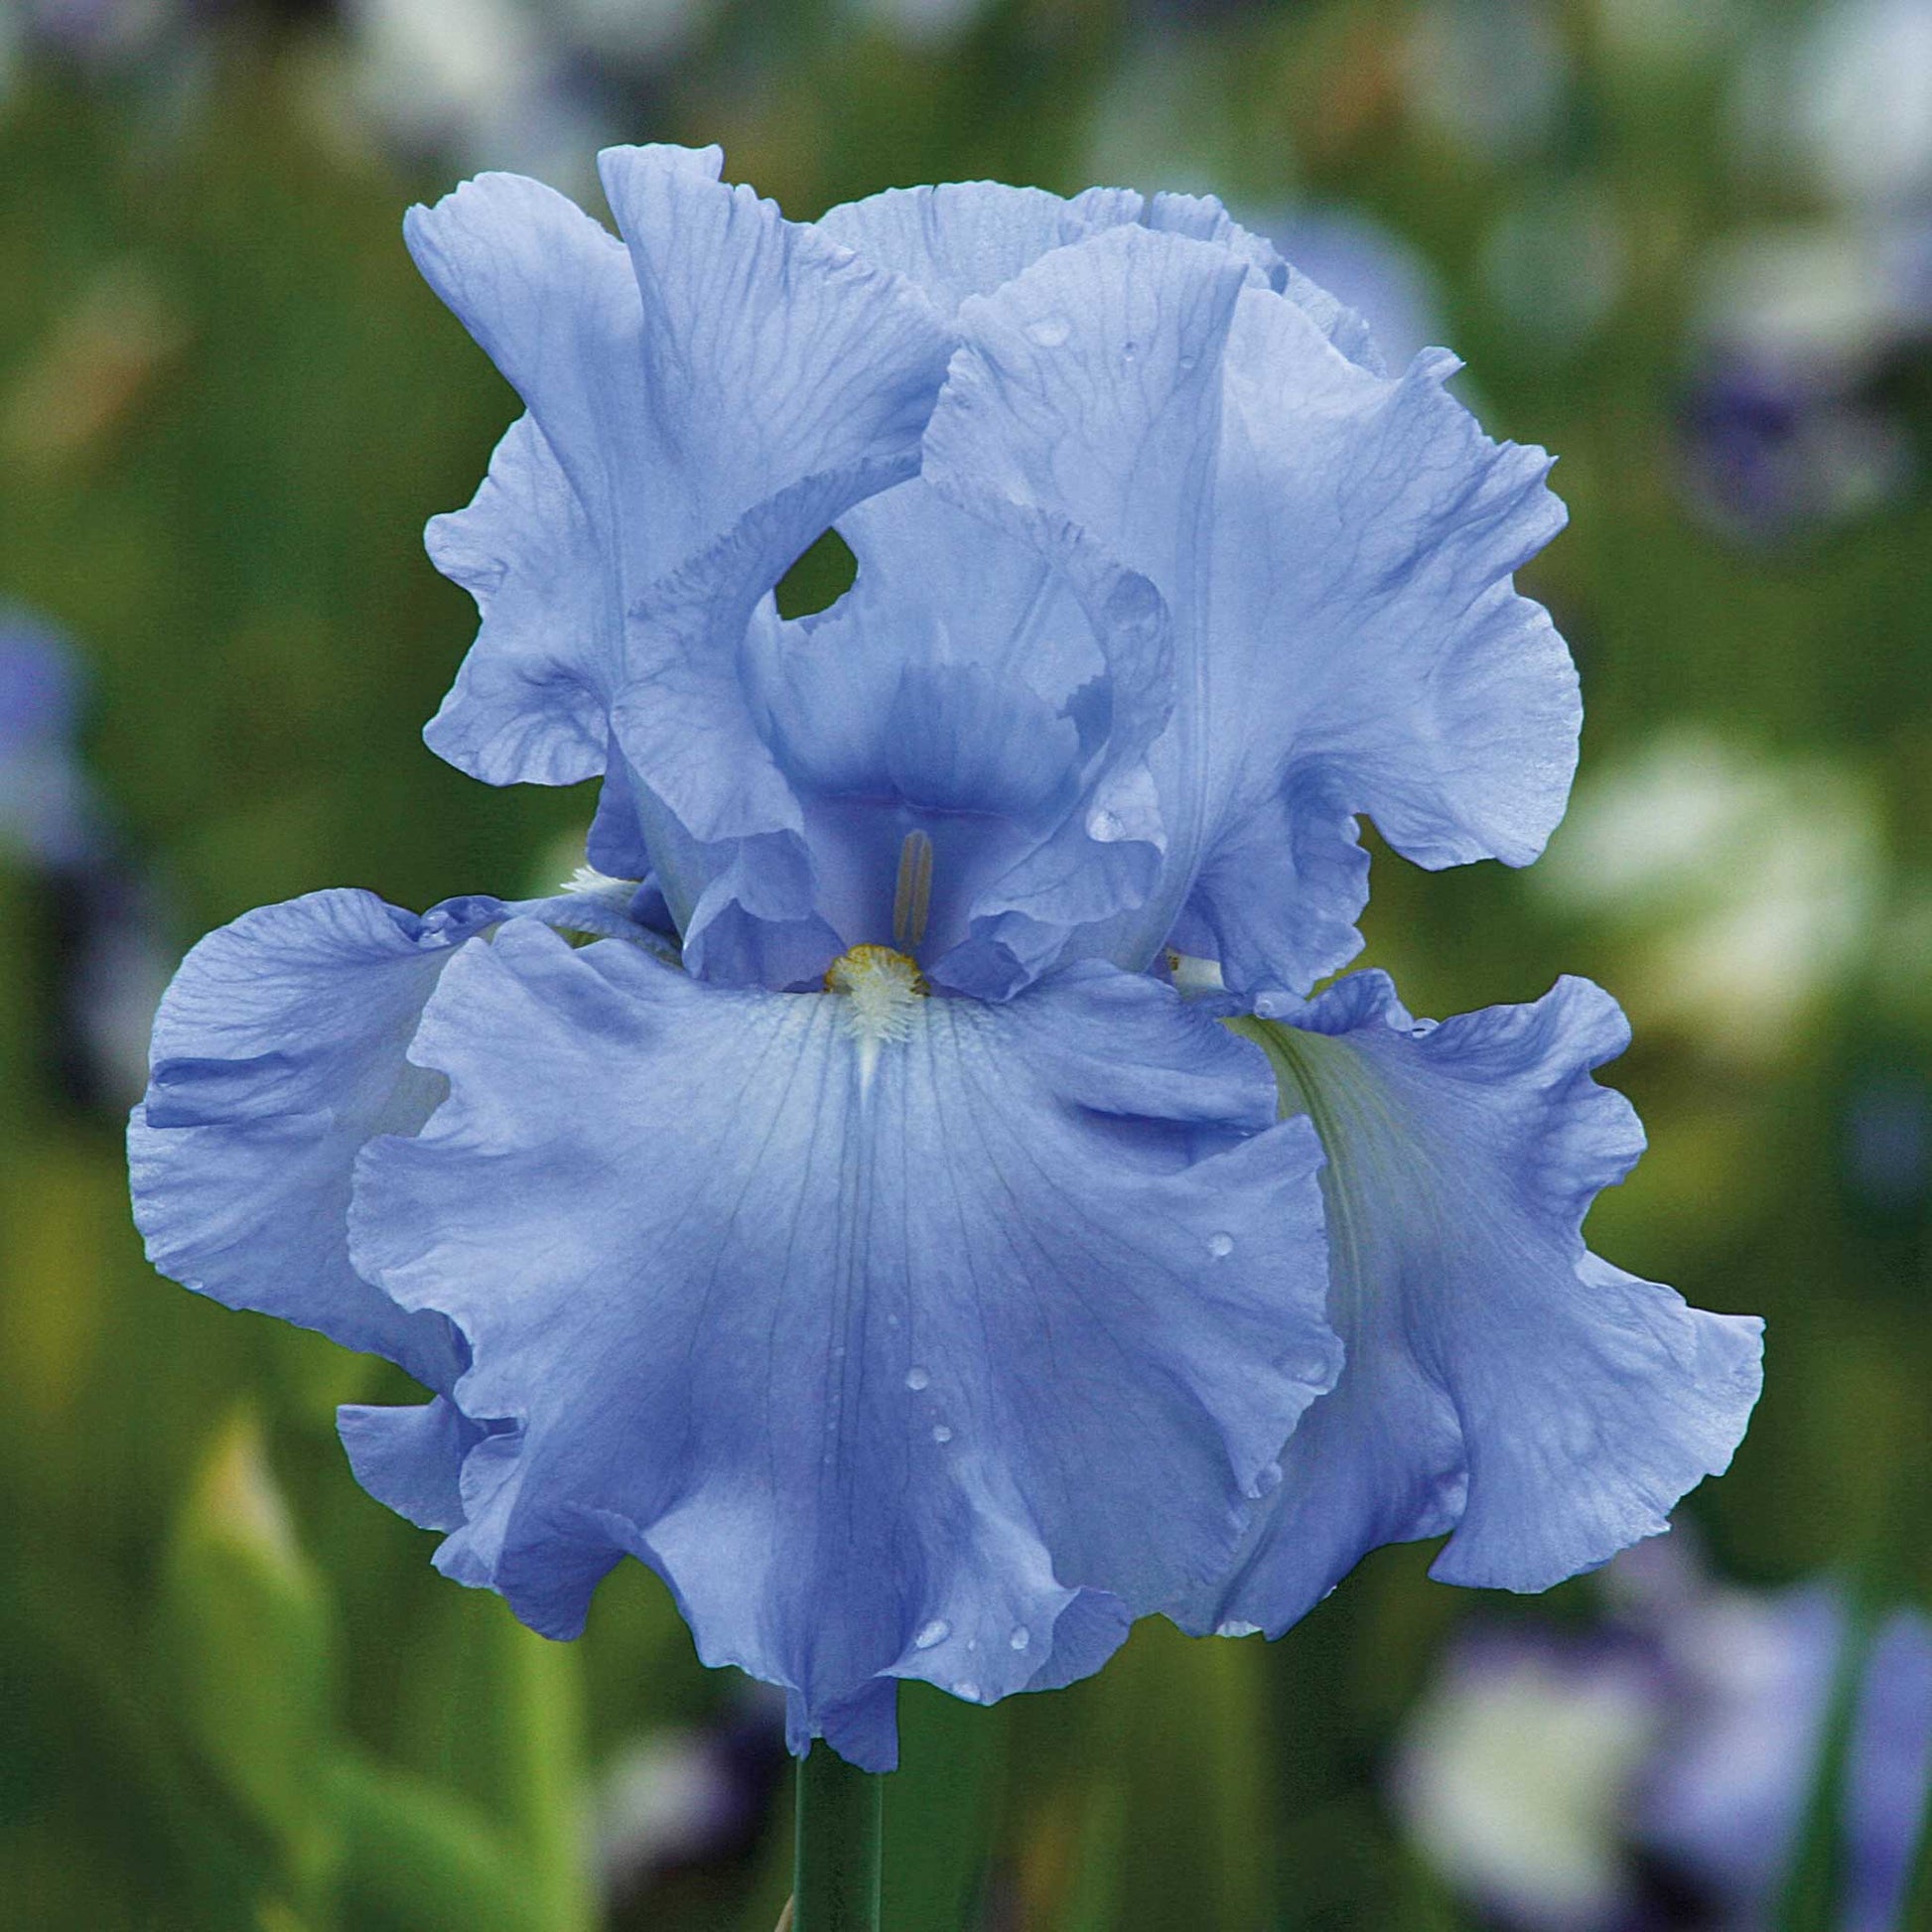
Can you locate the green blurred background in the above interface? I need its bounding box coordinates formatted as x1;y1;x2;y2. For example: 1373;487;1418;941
3;1;1929;1927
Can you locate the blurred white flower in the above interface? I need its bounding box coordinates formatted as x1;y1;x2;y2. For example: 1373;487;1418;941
1696;224;1928;372
1400;1569;1932;1932
595;1728;742;1894
1730;0;1932;215
342;0;617;197
1793;0;1932;213
1393;1634;1661;1930
592;1689;786;1901
1535;732;1882;1060
850;0;991;48
1677;223;1931;535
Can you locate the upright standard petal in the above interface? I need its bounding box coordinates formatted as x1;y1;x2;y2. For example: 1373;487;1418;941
1182;972;1762;1637
347;924;1339;1767
739;496;1174;1000
814;181;1145;318
924;225;1579;994
1142;190;1384;370
409;170;647;786
815;179;1366;353
722;188;1389;999
409;146;956;819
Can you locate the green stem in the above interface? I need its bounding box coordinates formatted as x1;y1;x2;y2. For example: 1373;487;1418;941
791;1744;883;1932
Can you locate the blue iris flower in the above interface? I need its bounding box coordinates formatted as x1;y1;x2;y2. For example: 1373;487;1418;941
129;147;1763;1770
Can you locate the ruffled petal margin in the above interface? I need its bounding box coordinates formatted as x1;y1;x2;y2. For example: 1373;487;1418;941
127;890;505;1391
128;886;660;1392
922;223;1577;996
408;146;956;899
346;926;1340;1767
1180;971;1763;1637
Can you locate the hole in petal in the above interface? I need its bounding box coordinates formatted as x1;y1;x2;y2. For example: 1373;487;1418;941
773;527;858;619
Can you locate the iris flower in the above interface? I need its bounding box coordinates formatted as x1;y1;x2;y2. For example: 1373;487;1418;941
129;147;1763;1770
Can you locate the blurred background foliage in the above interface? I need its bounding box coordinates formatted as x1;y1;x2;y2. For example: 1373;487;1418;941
2;0;1929;1926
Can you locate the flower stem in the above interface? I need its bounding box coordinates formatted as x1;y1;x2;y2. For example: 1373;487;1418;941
791;1744;883;1932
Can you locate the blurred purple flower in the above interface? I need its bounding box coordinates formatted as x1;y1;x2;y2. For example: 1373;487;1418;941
1640;1586;1932;1932
0;606;170;1110
0;606;98;870
1678;224;1932;540
1396;1556;1932;1932
594;1689;787;1904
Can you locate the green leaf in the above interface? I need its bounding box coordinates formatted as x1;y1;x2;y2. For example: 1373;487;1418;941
1002;1619;1274;1932
326;1751;543;1932
158;1407;340;1907
386;1588;595;1932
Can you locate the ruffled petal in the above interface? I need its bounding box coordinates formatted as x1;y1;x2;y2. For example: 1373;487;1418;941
927;224;1248;653
422;415;615;785
337;1396;486;1533
128;886;666;1392
923;224;1578;994
1180;315;1577;993
1184;972;1763;1636
1142;190;1383;371
347;924;1339;1766
409;147;956;819
127;889;505;1391
820;184;1371;599
815;180;1146;317
814;178;1365;358
407;170;648;786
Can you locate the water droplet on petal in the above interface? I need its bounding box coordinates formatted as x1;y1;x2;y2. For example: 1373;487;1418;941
1207;1231;1235;1259
952;1680;981;1703
1089;808;1123;841
1027;316;1071;347
1121;339;1138;361
1009;1626;1031;1651
904;1366;930;1392
1216;1619;1263;1639
913;1619;950;1650
931;1424;954;1445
